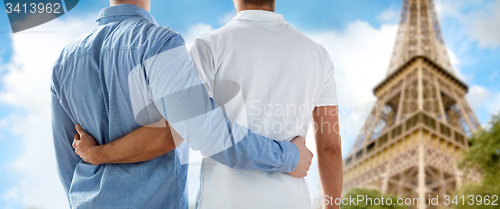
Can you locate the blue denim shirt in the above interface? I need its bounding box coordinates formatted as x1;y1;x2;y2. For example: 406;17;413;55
51;4;299;209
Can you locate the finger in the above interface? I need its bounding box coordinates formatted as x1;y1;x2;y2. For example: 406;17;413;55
72;134;80;149
302;166;309;173
75;124;86;137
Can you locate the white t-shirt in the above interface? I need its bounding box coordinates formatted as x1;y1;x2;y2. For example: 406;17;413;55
189;10;338;209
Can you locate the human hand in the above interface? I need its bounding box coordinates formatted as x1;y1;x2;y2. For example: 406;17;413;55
73;124;100;165
287;136;313;178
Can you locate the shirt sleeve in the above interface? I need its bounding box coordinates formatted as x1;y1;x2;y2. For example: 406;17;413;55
51;82;80;199
316;48;339;107
141;33;299;173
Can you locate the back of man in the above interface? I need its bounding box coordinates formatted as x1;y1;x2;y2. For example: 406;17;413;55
190;9;338;209
51;4;188;208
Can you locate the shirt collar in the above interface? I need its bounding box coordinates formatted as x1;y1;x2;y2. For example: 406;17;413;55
96;4;157;25
232;10;288;24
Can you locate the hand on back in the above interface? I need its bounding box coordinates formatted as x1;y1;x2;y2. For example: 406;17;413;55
288;136;313;178
73;124;100;165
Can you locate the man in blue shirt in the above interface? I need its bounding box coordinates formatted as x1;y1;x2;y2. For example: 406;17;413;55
51;0;312;208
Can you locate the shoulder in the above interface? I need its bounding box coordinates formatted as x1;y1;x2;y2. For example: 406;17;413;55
54;27;98;65
131;21;187;58
288;26;329;54
291;26;332;64
283;25;333;65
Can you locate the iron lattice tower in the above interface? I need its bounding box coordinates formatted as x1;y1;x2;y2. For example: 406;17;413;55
342;0;480;208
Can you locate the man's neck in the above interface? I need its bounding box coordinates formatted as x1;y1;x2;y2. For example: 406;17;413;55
110;1;150;12
237;4;275;13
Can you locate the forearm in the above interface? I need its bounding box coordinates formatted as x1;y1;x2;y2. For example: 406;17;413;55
317;144;343;209
313;106;342;208
91;126;176;164
208;124;299;173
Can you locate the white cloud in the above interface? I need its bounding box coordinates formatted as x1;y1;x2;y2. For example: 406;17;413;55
468;0;500;48
0;118;7;141
307;21;398;108
219;11;236;25
466;85;491;110
435;0;500;49
377;7;399;23
435;0;467;19
1;187;20;202
0;15;97;209
182;23;215;50
446;47;468;81
435;0;487;19
0;118;7;129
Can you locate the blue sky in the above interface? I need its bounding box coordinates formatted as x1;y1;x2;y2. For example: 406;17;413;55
0;0;499;208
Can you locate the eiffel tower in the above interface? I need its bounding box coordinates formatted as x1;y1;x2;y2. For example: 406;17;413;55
342;0;481;208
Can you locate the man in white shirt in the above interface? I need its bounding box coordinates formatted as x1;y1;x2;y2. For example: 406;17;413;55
189;1;342;208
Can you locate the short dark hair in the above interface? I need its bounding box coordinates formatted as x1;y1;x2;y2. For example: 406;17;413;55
241;0;275;6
